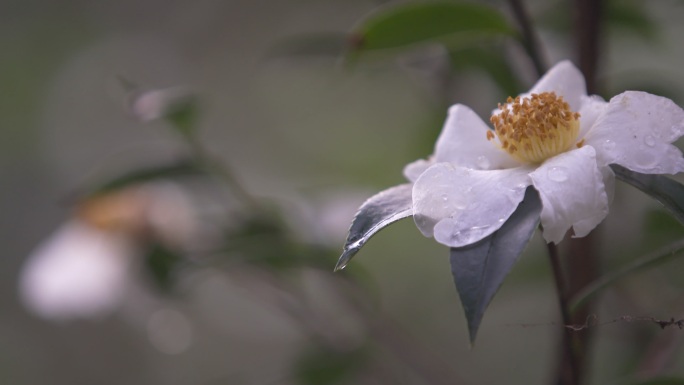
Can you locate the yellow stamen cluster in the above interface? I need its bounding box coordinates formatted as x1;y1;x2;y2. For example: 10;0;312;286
488;92;581;163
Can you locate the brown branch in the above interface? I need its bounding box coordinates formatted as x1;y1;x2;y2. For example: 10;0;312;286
547;242;580;385
507;0;547;77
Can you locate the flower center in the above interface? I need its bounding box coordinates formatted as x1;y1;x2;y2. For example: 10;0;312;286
487;92;581;164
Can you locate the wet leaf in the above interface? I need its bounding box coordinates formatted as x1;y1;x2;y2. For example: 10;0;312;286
349;2;515;56
335;184;413;271
450;187;541;344
612;164;684;225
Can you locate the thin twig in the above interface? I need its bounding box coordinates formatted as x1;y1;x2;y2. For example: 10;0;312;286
507;0;547;77
574;0;603;94
185;133;263;211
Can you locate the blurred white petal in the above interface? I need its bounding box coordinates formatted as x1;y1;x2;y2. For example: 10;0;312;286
19;221;136;321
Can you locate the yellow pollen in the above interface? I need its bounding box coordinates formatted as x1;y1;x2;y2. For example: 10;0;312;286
488;92;581;163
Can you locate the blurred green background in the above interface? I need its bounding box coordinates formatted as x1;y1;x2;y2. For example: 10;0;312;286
4;0;684;384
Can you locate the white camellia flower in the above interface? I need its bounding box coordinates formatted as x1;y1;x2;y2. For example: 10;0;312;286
19;221;136;321
404;60;684;247
19;182;202;321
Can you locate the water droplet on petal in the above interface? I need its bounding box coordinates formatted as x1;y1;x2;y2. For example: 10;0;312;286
547;166;569;182
476;155;490;170
633;151;659;169
644;135;655;147
602;139;616;152
441;194;448;202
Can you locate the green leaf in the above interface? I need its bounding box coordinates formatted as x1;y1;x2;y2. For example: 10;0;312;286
335;184;413;271
82;161;203;198
612;164;684;225
450;187;542;344
569;237;684;313
349;2;516;55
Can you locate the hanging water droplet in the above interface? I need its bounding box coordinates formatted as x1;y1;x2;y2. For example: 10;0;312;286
441;193;449;202
547;166;569;182
476;155;490;170
602;139;616;152
644;135;655;147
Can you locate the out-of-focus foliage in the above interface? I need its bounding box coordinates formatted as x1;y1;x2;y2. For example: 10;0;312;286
347;2;516;55
6;1;684;385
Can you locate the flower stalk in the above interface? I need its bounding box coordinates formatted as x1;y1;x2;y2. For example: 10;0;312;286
547;241;580;385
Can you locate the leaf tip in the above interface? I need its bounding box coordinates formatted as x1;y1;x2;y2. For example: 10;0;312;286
334;248;358;272
468;327;479;347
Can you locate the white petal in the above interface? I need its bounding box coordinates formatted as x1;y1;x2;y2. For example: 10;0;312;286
601;164;616;206
578;95;608;139
584;91;684;174
412;162;531;247
528;60;586;111
572;165;615;237
433;104;519;170
403;158;433;182
530;146;609;244
19;221;135;320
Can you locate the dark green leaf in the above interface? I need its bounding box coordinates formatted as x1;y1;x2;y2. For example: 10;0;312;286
612;164;684;225
82;161;203;198
335;184;413;271
349;2;516;55
450;187;542;344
